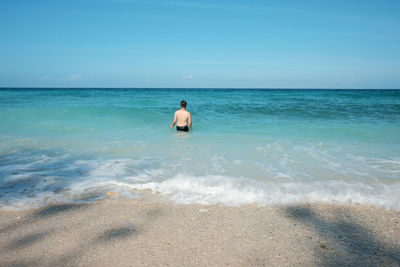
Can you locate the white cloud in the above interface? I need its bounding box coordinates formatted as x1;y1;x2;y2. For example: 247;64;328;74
38;75;49;81
182;74;193;79
65;74;81;81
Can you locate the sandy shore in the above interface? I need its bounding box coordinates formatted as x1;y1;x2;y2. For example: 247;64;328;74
0;196;399;266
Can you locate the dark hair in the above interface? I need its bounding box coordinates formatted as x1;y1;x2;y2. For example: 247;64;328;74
180;100;187;108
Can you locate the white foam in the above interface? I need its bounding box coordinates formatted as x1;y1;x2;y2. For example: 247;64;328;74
104;174;400;210
2;157;400;211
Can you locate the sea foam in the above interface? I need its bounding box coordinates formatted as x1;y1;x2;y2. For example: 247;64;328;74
1;157;400;210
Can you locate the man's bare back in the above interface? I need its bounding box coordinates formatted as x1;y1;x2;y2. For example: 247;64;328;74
170;100;192;131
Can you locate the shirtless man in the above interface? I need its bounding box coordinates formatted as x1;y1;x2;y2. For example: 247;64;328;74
170;100;192;132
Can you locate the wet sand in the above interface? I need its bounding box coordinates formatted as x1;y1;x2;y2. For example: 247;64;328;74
1;196;399;266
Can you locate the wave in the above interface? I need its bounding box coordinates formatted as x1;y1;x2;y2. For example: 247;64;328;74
2;157;399;210
114;174;400;209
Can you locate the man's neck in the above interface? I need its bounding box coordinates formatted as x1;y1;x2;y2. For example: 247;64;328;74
180;108;186;111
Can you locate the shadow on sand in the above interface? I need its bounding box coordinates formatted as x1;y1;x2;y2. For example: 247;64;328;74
1;204;164;267
97;226;137;242
284;205;400;266
0;203;89;235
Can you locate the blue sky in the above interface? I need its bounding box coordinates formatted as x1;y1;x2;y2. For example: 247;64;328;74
1;0;399;88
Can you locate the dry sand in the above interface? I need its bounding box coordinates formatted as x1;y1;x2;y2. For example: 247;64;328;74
0;195;399;266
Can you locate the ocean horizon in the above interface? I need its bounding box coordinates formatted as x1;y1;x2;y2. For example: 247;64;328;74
2;88;400;90
1;88;399;210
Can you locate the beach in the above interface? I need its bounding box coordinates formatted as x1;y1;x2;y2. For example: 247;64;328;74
1;89;400;265
2;0;400;264
1;195;399;266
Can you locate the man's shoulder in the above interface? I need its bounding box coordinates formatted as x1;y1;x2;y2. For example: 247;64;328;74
176;110;190;114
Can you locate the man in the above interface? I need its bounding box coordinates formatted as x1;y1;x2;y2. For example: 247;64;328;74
170;100;192;132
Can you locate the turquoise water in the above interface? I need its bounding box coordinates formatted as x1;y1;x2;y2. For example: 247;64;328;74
1;89;399;209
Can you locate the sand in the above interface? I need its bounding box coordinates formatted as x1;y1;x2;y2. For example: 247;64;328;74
0;196;399;266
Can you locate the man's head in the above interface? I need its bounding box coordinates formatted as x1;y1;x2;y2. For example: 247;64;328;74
180;100;187;108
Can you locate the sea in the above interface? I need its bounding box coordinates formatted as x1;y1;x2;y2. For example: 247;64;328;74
0;88;399;210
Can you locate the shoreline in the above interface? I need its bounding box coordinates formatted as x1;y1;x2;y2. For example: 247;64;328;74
1;197;399;266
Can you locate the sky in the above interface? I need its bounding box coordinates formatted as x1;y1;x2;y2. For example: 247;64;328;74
0;0;400;88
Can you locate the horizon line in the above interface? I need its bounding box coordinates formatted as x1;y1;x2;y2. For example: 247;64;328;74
1;87;400;90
